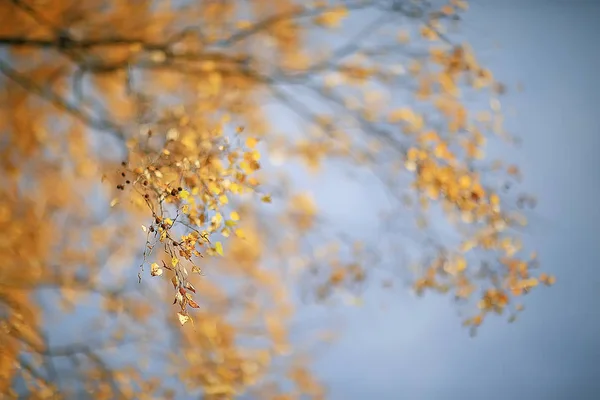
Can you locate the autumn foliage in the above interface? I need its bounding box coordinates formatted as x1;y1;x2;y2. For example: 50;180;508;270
0;0;553;398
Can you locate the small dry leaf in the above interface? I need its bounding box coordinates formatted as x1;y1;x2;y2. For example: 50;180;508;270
110;198;119;207
191;265;202;274
177;312;190;325
184;282;196;293
150;263;163;277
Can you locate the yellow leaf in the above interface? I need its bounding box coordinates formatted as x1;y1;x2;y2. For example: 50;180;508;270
179;190;190;200
455;257;467;272
208;181;222;195
171;257;179;267
441;5;455;15
212;212;223;225
388;108;414;123
459;175;472;189
215;241;224;256
420;25;438;40
150;263;163;277
261;195;272;203
230;211;240;221
524;277;538;288
460;240;475;253
250;150;261;161
451;0;469;10
110;198;119;207
490;194;500;206
246;137;258;149
141;225;147;232
192;265;202;274
177;312;190;325
314;6;348;28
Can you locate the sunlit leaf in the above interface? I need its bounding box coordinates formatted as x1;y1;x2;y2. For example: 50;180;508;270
177;312;190;325
150;263;163;277
215;241;224;256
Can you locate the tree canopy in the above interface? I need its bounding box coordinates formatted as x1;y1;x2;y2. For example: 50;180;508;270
0;0;554;398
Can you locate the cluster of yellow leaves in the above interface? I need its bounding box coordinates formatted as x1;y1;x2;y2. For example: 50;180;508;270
110;118;268;323
384;12;555;330
175;312;272;397
0;181;55;395
405;142;488;215
405;130;554;325
388;108;425;133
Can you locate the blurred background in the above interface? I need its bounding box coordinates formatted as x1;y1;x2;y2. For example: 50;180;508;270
313;2;600;399
1;0;599;399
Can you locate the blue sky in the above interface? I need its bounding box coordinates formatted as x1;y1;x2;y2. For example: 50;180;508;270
312;1;600;399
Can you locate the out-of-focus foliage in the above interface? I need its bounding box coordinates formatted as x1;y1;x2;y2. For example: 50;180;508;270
0;0;553;398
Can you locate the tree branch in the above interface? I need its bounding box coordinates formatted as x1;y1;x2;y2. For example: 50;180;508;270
0;59;126;141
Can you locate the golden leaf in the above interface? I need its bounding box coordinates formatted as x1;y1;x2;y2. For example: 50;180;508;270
215;241;224;256
246;137;258;149
314;6;348;28
150;263;163;277
191;265;202;274
177;312;190;325
179;190;190;200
